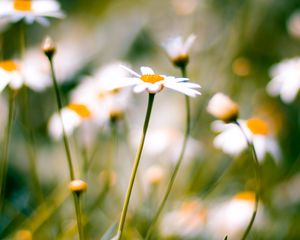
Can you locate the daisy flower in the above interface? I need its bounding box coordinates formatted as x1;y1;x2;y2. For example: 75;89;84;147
113;65;201;96
267;57;300;103
162;34;196;68
48;62;132;140
0;57;51;91
0;60;22;92
160;199;207;238
0;0;64;26
208;191;261;240
48;103;91;140
211;118;281;162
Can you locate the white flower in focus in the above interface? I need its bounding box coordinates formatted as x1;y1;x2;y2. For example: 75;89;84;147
211;118;281;162
48;104;91;140
160;200;206;238
267;58;300;103
208;192;258;240
162;34;196;67
0;60;22;92
207;92;239;123
0;0;64;26
114;65;201;96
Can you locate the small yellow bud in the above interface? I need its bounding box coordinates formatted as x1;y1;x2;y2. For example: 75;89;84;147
69;179;88;193
42;36;56;58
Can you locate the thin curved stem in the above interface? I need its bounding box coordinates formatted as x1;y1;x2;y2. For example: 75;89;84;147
0;89;15;212
234;120;261;240
74;193;84;240
48;57;75;180
47;56;84;239
145;67;190;240
117;93;155;240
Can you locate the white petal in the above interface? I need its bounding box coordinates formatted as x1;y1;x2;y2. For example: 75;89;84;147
120;65;140;77
183;34;196;53
164;82;200;97
133;84;147;93
35;16;50;26
48;108;82;140
147;83;163;93
0;71;10;92
140;66;155;75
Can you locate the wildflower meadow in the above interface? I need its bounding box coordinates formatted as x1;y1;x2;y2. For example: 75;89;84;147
0;0;300;239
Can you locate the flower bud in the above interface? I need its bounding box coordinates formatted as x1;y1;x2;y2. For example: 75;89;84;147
42;36;56;59
207;93;239;123
69;179;88;193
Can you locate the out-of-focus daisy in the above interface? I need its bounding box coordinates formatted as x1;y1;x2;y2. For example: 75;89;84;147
162;34;196;68
207;92;239;123
208;191;261;240
273;174;300;208
135;128;201;163
114;65;200;96
48;62;132;140
48;103;91;140
0;58;51;91
160;199;207;238
267;57;300;103
287;10;300;39
211;118;281;162
144;164;165;186
0;60;22;92
0;0;64;26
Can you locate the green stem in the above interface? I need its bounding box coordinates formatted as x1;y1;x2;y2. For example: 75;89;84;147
74;193;84;240
145;67;190;240
0;89;15;212
47;56;84;240
48;57;75;180
117;93;155;240
234;120;261;240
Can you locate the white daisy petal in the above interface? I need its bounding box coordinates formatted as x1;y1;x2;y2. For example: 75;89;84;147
183;34;196;53
133;84;147;93
164;82;200;97
120;65;141;77
140;66;155;75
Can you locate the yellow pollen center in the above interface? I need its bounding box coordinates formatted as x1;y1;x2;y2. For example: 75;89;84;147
140;74;164;84
246;118;269;135
14;0;32;11
234;191;256;202
68;103;91;119
0;60;18;72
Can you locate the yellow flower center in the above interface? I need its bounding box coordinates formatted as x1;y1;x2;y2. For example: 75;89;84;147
0;60;18;72
14;0;32;11
246;118;269;135
68;103;91;119
234;191;256;202
140;74;164;84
